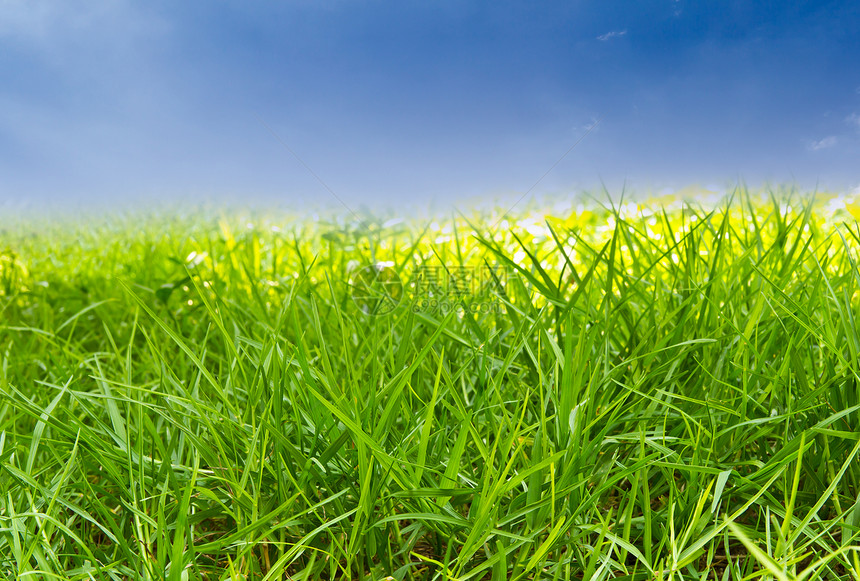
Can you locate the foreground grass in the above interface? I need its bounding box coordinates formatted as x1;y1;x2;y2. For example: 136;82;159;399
1;189;860;580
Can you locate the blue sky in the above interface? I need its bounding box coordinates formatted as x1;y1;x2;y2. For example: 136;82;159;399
1;1;859;211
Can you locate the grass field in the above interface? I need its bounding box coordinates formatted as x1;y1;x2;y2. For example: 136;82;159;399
2;188;860;580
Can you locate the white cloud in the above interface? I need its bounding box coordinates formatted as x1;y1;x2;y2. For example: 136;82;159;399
808;136;838;151
1;0;115;40
0;0;167;51
597;30;627;41
0;0;55;39
0;0;170;108
0;0;174;179
846;113;860;131
579;114;603;132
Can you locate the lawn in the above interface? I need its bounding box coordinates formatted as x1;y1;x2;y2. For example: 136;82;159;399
1;188;860;580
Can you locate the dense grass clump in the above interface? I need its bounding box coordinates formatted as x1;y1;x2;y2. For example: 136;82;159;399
2;189;860;580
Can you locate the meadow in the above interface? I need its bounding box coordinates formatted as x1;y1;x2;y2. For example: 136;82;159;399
1;188;860;580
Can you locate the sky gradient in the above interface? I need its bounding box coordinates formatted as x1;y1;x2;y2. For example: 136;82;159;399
2;0;859;212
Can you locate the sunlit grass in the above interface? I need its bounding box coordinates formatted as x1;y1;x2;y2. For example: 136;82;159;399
2;187;860;579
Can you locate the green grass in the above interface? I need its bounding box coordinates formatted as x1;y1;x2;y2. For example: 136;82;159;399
2;187;860;580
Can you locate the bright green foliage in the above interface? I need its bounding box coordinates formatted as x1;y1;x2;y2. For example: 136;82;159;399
1;189;860;580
